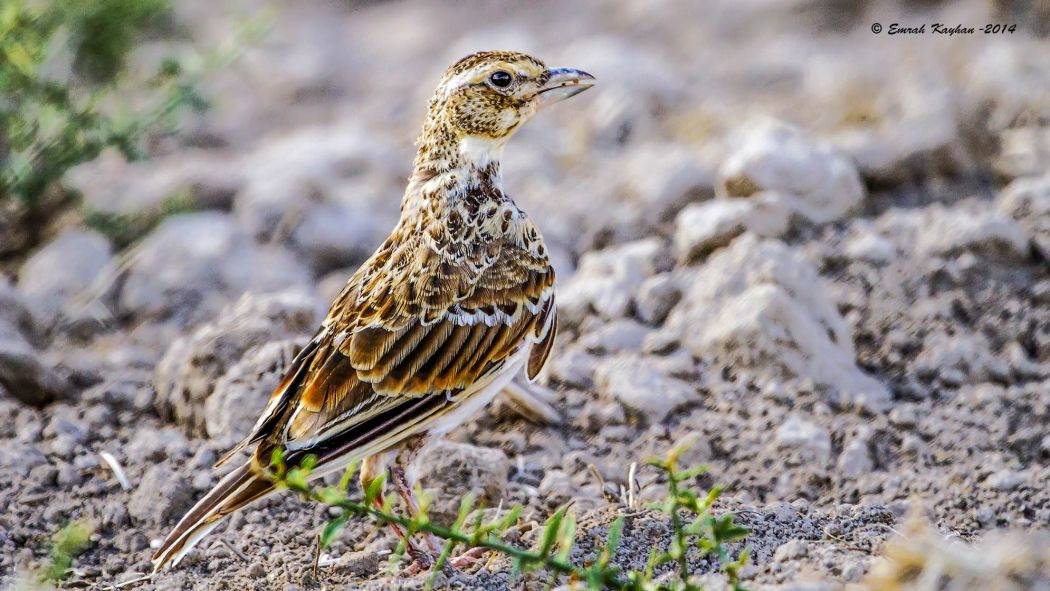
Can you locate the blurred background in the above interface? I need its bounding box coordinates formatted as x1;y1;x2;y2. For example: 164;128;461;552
2;0;1049;589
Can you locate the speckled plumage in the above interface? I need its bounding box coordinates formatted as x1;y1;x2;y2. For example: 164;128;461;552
152;51;593;572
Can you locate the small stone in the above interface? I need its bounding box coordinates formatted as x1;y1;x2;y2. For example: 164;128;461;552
414;441;509;524
773;539;809;561
837;437;873;479
128;465;194;527
558;238;668;321
842;561;866;582
538;469;573;504
674;199;753;262
248;562;267;578
634;274;681;325
776;415;832;466
889;405;918;428
577;319;650;354
548;345;598;389
56;463;83;486
986;469;1023;491
594;353;694;423
16;229;114;321
719;118;865;223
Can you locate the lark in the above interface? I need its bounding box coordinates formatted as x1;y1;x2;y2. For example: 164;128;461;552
152;51;594;572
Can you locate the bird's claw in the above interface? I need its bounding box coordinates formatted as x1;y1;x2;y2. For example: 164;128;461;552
448;546;488;570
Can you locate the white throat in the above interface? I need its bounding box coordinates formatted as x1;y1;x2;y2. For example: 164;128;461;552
458;136;506;169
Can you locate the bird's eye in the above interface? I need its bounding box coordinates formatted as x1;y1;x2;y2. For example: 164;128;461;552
489;70;512;88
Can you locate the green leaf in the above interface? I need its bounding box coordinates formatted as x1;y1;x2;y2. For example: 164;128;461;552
363;473;385;504
320;514;347;550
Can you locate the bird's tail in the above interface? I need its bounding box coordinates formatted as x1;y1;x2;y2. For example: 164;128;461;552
151;461;275;571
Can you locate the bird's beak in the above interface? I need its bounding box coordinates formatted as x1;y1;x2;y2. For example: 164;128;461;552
536;67;595;107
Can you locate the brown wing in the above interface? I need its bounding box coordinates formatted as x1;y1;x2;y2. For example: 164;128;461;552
253;225;556;449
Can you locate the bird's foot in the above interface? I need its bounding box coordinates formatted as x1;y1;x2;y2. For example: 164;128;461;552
448;546;489;570
403;544;435;575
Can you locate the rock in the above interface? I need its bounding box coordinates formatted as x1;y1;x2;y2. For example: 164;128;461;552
127;427;190;463
119;212;312;321
0;279;43;347
0;443;47;477
290;203;379;273
776;415;832;466
674;194;790;263
415;441;510;524
154;291;319;434
843;222;896;264
719;118;865;223
773;539;809;561
666;235;890;411
128;464;194;527
878;204;1028;260
577;319;650;354
914;332;1009;385
837;437;874;479
538;469;573;504
621;143;714;215
206;338;308;447
674;199;752;262
0;335;72;407
998;173;1050;260
634;273;681;326
593;353;694;423
831;70;970;185
233;121;404;242
65;149;242;219
16;229;114;322
986;470;1023;492
558;238;669;322
548;345;599;389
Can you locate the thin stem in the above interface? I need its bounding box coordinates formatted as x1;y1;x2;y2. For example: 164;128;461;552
276;476;632;590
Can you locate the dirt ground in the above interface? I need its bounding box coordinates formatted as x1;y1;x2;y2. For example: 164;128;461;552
2;1;1049;590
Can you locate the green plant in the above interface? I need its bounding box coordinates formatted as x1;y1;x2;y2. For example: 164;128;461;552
267;440;750;590
12;520;96;590
0;0;206;208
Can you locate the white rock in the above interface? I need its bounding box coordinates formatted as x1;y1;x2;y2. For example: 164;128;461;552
17;229;114;321
666;235;890;411
558;238;668;321
634;273;681;325
205;338;308;447
914;332;1009;384
719;118;865;223
674;194;791;263
154;290;320;433
414;441;510;523
290;203;378;272
623;143;714;214
998;173;1050;260
878;204;1028;260
594;353;694;423
986;469;1023;492
776;415;832;466
65;149;241;217
844;224;896;263
674;199;752;262
577;318;650;354
120;212;311;320
837;437;874;479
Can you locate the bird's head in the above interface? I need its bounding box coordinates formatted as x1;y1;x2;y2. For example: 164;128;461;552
416;51;594;170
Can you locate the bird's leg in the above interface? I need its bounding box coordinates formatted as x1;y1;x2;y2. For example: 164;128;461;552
393;439;489;572
391;437;450;571
360;453;433;572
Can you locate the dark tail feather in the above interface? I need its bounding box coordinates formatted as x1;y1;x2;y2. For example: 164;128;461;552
151;462;275;571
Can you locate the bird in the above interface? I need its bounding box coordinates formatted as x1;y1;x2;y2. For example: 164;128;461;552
151;50;594;573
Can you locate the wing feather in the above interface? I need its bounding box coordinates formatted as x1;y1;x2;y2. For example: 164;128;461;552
240;213;557;454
